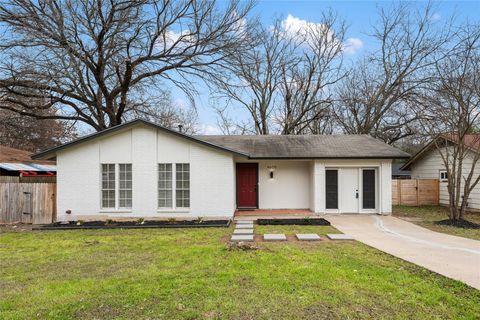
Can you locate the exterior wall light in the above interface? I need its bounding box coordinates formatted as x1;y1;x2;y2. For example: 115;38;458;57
267;166;277;179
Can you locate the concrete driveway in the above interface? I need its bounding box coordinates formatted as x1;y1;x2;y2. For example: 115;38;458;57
326;215;480;290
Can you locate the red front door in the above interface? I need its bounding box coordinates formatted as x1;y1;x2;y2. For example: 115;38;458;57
236;163;258;208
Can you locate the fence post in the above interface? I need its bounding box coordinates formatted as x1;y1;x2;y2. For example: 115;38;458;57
398;180;402;205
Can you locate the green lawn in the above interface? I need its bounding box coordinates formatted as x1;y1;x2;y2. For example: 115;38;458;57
1;226;479;319
393;205;480;240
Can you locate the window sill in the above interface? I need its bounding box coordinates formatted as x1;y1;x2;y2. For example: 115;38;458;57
157;208;190;213
99;209;132;213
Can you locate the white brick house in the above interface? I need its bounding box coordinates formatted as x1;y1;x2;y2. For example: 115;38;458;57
33;119;409;221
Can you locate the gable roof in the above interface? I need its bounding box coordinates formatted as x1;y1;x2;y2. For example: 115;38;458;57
32;119;410;160
401;134;480;170
32;119;249;160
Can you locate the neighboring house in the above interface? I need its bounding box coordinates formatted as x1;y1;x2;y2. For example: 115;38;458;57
33;119;409;221
392;163;411;179
0;145;56;179
402;134;480;210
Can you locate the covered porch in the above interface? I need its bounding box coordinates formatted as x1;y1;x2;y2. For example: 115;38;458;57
234;208;316;220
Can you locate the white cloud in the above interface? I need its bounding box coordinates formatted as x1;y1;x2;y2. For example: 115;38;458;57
279;14;363;55
343;37;364;54
431;13;441;22
281;14;334;45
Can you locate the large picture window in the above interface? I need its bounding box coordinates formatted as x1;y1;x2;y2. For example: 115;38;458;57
176;163;190;208
158;164;173;208
101;164;116;209
119;164;132;208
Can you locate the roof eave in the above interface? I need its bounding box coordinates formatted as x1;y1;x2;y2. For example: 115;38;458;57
248;155;410;160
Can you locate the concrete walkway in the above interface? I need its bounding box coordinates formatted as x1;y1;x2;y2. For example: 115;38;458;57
326;215;480;290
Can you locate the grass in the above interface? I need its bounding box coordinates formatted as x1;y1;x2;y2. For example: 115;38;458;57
1;226;480;319
393;205;480;240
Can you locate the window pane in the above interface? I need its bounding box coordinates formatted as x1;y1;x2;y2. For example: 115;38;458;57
175;163;190;208
119;163;132;209
101;164;115;209
158;164;172;208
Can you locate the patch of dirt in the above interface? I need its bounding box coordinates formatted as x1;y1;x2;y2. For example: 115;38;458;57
227;241;262;251
435;219;480;229
0;223;32;232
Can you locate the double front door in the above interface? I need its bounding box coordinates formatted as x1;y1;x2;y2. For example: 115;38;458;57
325;168;377;213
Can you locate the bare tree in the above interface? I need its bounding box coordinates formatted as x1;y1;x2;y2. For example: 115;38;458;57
213;13;346;135
416;25;480;222
333;2;452;144
278;11;346;135
0;108;77;152
212;20;293;134
0;0;254;131
126;89;198;134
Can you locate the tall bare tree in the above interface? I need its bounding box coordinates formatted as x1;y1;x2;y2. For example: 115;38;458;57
333;2;452;144
212;20;293;134
278;11;346;134
416;25;480;221
213;13;346;135
0;0;254;131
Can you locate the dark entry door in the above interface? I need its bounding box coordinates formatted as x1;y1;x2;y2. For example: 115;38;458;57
325;169;338;209
362;169;376;209
236;163;258;208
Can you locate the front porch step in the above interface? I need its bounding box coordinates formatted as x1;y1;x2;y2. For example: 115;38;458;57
236;224;253;229
236;220;254;225
263;234;287;241
231;235;254;242
327;234;354;240
296;234;321;241
233;229;254;235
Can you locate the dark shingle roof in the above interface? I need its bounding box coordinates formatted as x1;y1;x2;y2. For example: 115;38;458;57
195;135;410;159
392;163;411;176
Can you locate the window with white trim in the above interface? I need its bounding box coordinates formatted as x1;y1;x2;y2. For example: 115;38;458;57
158;163;173;208
176;163;190;208
119;164;132;208
439;170;448;182
101;164;116;208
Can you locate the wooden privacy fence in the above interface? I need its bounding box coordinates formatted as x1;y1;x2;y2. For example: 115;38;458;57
0;183;56;224
392;179;439;206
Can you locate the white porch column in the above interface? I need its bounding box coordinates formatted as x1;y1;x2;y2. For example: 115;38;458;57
312;161;325;214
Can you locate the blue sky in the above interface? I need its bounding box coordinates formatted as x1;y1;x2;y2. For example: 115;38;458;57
183;0;480;134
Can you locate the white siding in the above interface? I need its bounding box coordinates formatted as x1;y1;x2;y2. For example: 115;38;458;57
56;123;395;220
257;160;310;209
56;124;235;221
411;147;480;210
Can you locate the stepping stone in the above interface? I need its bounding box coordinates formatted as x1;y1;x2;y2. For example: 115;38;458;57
263;234;286;241
236;220;254;225
327;234;354;240
296;233;321;241
233;229;254;235
236;224;254;229
231;235;254;241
